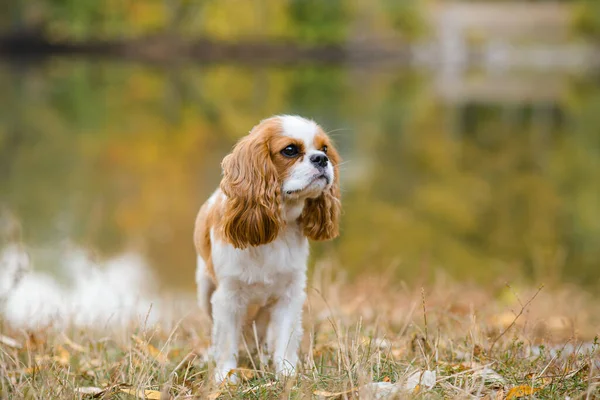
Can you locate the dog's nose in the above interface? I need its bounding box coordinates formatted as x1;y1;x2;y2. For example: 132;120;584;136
310;153;329;168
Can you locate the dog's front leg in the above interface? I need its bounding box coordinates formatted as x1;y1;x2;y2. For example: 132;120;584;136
210;281;245;382
268;282;306;377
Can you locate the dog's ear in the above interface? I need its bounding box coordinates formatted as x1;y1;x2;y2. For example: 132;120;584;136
300;143;341;241
220;121;283;249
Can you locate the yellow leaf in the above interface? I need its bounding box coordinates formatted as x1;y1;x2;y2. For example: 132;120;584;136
120;388;162;399
235;367;258;381
505;385;541;399
207;391;221;400
132;335;167;363
53;345;70;365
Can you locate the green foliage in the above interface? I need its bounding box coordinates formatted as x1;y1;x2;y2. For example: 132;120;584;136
0;0;426;44
574;0;600;40
380;0;426;39
288;0;349;44
1;62;600;288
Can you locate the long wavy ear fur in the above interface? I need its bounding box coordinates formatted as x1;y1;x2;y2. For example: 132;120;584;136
220;122;282;249
300;145;342;241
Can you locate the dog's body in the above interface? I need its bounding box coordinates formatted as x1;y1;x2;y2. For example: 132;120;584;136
194;116;341;382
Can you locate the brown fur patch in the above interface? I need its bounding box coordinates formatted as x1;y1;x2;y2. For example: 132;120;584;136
300;131;342;240
193;195;222;282
219;118;285;249
269;136;305;179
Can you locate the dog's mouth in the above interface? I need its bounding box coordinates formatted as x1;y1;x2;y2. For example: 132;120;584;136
285;174;329;195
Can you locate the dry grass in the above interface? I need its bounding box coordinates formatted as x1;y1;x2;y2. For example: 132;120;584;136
1;267;599;399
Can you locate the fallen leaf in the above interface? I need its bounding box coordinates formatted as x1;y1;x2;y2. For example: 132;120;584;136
132;335;168;363
241;381;277;394
359;382;403;399
473;367;506;386
120;388;162;399
314;387;358;397
206;391;221;400
382;376;390;382
0;334;22;349
235;367;258;381
481;389;505;400
505;385;541;399
405;370;436;391
74;387;103;395
53;345;70;365
449;362;472;372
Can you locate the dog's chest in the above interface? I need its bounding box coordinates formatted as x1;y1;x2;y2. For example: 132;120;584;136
212;225;309;295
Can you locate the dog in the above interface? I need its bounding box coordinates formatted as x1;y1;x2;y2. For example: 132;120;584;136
194;115;341;382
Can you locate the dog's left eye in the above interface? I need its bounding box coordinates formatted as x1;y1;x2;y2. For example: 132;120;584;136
281;144;300;157
321;145;328;154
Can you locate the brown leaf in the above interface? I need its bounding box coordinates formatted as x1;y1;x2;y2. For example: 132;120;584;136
132;335;168;363
206;391;221;400
505;385;541;399
53;344;70;365
235;367;258;381
120;388;162;399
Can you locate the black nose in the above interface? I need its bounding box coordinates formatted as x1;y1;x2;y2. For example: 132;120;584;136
310;153;329;168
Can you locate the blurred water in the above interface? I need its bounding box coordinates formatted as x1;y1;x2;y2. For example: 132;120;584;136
0;59;598;325
0;244;160;328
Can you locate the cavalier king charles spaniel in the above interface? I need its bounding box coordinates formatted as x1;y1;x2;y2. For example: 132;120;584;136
194;115;341;382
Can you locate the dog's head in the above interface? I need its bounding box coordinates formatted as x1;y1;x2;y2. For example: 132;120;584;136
220;115;341;249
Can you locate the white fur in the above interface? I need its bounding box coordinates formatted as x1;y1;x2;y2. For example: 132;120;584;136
208;209;308;380
280;115;318;142
197;115;332;382
195;255;214;320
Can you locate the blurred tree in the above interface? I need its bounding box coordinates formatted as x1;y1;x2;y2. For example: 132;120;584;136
574;0;600;41
288;0;349;44
380;0;425;39
0;0;427;48
1;60;598;290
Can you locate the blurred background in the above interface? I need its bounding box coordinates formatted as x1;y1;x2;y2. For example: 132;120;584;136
1;0;599;325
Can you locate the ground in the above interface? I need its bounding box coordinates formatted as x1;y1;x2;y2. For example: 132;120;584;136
1;269;599;399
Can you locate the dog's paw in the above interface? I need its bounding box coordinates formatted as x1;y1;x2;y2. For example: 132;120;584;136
258;351;270;367
214;364;238;384
275;359;297;378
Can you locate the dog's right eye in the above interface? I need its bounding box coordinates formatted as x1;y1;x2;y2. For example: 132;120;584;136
281;144;300;158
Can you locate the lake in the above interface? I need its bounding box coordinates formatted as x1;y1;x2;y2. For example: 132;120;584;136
0;58;598;317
